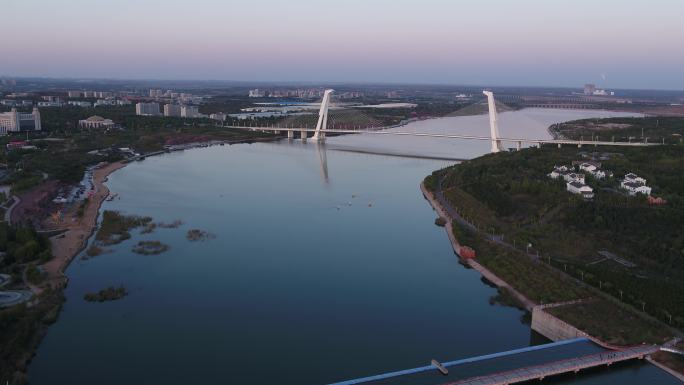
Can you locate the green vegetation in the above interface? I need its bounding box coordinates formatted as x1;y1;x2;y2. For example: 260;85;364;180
434;217;447;227
447;100;515;117
0;105;273;194
25;264;44;285
140;223;157;234
433;116;684;335
186;229;215;241
454;221;590;304
423;174;438;192
84;244;105;259
0;222;58;382
548;300;672;345
83;285;128;302
95;210;152;245
0;222;52;265
132;241;170;255
157;220;184;229
551;116;684;144
0;286;64;383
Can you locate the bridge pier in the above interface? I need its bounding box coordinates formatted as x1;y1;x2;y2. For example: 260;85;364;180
558;143;562;148
516;141;522;151
300;130;307;141
287;130;294;139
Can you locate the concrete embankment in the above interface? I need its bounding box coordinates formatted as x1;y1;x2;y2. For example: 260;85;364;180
531;301;592;342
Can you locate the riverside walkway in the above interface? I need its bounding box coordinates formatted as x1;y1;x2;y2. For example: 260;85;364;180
330;339;659;385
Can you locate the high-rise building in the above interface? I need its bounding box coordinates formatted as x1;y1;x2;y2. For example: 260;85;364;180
136;102;161;116
164;104;182;117
181;105;199;118
94;91;114;98
210;112;227;121
0;108;42;135
68;91;82;98
248;89;265;98
149;89;164;98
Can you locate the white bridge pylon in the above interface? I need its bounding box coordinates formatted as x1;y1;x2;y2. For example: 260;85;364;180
311;89;334;141
483;90;504;153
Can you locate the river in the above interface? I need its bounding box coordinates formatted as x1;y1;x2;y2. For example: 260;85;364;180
28;109;678;384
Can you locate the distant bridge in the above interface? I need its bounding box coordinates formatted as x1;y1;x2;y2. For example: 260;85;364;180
226;126;659;150
225;90;659;153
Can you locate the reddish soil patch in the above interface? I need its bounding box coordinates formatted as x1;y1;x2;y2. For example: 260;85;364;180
11;180;60;226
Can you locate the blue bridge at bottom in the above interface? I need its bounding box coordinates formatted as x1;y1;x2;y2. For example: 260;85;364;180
329;338;657;385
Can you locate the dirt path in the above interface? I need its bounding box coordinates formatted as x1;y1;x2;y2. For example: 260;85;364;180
42;162;127;289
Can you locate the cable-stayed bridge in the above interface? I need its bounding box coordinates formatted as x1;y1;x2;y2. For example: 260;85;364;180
224;90;660;152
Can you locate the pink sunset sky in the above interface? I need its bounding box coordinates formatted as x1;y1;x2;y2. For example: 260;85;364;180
2;0;683;89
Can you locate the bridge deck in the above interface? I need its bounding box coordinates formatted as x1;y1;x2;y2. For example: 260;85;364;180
330;339;659;385
223;126;659;147
330;338;603;385
441;344;658;385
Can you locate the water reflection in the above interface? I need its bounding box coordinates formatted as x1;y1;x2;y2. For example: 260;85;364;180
315;142;329;184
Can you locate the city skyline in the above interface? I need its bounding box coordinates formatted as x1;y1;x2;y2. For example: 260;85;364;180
2;0;684;89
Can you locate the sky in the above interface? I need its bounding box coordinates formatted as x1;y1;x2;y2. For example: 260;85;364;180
2;0;684;89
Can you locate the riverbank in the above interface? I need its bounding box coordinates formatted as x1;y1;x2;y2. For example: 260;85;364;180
42;135;280;287
43;161;127;289
420;182;537;311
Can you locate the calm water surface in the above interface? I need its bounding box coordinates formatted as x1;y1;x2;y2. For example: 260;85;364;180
29;109;676;384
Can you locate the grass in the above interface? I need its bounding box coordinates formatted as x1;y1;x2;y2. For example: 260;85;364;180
157;220;184;229
83;285;128;302
548;299;674;345
132;241;170;255
85;244;104;258
186;229;215;242
95;210;152;245
455;222;590;305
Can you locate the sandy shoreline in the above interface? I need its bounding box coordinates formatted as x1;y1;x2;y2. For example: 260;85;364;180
43;161;127;289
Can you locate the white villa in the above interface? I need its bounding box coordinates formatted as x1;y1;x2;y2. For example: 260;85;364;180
567;181;594;199
624;173;647;185
563;172;585;184
578;163;597;172
620;173;651;196
621;181;652;196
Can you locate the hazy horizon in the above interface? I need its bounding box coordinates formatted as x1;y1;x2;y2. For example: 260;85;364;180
3;0;684;89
